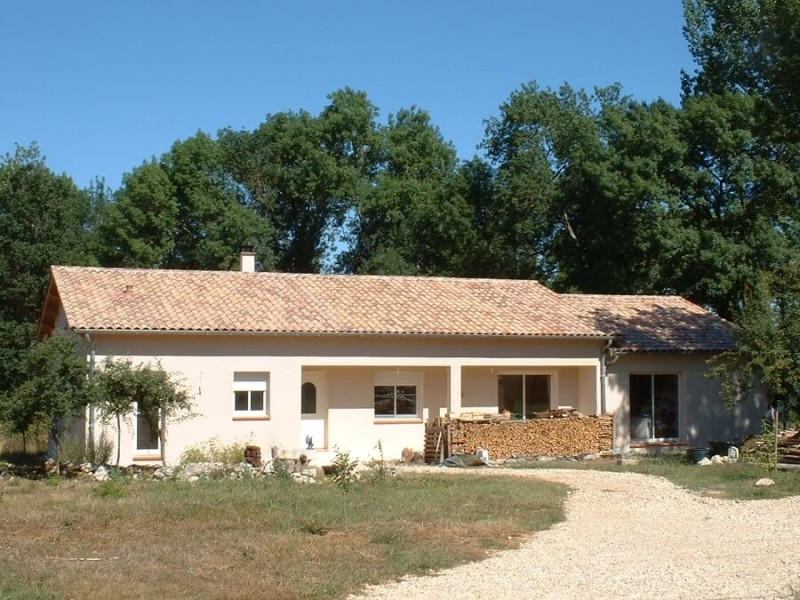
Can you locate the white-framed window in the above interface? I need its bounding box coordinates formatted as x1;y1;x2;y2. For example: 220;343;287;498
629;373;679;440
233;372;269;416
497;373;553;419
374;371;421;418
135;401;160;454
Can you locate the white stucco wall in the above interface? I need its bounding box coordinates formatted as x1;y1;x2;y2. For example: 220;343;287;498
84;333;604;464
81;331;760;464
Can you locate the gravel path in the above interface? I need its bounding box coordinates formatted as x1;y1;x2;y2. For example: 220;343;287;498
351;468;800;600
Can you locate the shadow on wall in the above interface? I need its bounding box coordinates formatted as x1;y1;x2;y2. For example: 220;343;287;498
584;305;763;444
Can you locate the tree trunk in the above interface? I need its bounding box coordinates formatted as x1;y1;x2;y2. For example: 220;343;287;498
116;413;121;467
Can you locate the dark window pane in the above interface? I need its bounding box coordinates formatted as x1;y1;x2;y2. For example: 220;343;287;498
630;375;653;439
301;382;317;414
250;390;264;412
525;375;550;417
234;390;249;411
396;386;417;415
374;386;394;415
653;375;678;438
498;375;523;416
136;410;159;451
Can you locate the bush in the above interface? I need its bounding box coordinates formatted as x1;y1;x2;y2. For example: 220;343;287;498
179;438;245;465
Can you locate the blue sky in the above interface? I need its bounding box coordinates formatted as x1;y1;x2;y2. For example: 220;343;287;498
1;1;693;189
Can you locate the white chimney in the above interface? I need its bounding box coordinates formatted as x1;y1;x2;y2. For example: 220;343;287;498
240;249;256;273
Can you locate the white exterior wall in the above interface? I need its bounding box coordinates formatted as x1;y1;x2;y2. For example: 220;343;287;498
606;354;765;450
85;333;604;464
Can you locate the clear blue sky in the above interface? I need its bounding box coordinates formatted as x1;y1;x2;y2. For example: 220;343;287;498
1;1;693;190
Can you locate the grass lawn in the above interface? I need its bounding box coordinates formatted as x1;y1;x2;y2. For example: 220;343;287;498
517;455;800;500
0;473;566;600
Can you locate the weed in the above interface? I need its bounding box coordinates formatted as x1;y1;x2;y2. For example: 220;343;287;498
94;480;125;499
366;440;389;484
271;457;292;481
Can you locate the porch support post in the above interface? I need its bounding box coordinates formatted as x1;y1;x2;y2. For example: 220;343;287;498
270;362;303;455
447;363;462;417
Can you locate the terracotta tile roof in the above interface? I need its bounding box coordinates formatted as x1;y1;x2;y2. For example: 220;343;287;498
42;266;734;352
563;294;734;352
46;266;604;339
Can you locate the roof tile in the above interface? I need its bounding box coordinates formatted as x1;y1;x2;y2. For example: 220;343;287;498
45;266;734;352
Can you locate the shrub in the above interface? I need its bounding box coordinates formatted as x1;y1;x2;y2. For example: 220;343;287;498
179;438;245;465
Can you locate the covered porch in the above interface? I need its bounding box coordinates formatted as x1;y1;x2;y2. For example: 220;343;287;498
294;358;602;461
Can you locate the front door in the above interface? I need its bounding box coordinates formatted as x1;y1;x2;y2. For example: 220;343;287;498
300;372;327;450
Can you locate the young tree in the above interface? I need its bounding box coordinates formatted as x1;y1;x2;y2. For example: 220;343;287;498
711;267;800;418
1;331;90;468
95;360;193;466
90;358;139;467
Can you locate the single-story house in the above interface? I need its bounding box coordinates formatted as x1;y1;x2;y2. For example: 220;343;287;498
38;252;763;464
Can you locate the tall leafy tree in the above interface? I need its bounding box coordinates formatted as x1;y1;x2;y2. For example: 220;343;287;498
99;161;179;268
222;88;381;273
683;0;800;140
0;145;94;400
161;132;274;270
341;107;475;275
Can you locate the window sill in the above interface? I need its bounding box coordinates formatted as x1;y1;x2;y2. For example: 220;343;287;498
233;415;271;421
132;454;162;462
374;418;423;425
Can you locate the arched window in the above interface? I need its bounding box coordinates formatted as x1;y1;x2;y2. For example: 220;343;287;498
301;382;317;415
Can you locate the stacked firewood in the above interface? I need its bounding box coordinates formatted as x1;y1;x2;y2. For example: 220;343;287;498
449;414;613;459
778;429;800;465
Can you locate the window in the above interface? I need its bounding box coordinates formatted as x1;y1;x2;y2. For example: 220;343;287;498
630;374;679;440
498;374;551;419
301;382;317;415
135;401;159;453
374;385;417;416
374;371;421;418
233;372;269;417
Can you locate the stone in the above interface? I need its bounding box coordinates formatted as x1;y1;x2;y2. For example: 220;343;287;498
755;478;775;487
93;465;109;482
697;457;713;466
711;455;724;464
727;446;740;461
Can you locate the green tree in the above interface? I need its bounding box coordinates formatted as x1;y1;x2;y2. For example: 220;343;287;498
0;145;94;400
160;132;274;270
130;361;193;466
222;88;381;273
90;359;138;467
682;0;800;140
1;331;90;468
341;107;475;275
712;266;800;416
99;161;179;267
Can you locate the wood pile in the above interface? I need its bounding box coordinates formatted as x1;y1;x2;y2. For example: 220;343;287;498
424;411;614;461
778;429;800;465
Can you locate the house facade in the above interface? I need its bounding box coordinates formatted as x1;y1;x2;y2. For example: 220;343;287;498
38;256;764;464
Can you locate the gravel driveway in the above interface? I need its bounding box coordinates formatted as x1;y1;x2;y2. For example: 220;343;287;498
351;468;800;600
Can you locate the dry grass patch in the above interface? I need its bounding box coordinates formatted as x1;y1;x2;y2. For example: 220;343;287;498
0;473;565;599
